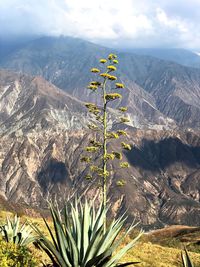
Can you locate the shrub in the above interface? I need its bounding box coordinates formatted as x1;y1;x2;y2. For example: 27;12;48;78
0;238;38;267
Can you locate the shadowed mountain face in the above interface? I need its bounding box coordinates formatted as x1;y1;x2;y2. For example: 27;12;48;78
1;119;200;227
1;36;200;127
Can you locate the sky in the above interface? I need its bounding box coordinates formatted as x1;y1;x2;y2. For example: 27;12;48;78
0;0;200;49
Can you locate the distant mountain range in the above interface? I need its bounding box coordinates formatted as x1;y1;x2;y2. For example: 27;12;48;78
1;36;200;128
124;48;200;68
1;36;200;68
1;36;200;227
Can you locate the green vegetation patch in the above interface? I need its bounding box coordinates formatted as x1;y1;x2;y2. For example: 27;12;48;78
0;238;38;267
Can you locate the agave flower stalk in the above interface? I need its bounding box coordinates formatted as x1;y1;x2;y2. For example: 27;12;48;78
83;54;131;231
102;66;108;229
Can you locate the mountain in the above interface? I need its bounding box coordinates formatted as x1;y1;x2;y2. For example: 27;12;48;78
124;48;200;69
119;53;200;127
1;69;200;227
0;69;88;136
0;35;36;61
1;37;200;227
1;36;200;127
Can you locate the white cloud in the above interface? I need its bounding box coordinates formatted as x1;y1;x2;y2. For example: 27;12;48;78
156;8;187;32
0;0;200;49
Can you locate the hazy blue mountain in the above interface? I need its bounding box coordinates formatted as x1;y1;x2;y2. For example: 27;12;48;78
124;48;200;68
0;35;36;61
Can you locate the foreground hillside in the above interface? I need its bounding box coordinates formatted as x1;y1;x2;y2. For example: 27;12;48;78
1;210;200;267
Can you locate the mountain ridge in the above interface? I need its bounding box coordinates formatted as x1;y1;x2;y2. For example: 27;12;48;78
1;36;200;127
124;48;200;69
0;69;88;135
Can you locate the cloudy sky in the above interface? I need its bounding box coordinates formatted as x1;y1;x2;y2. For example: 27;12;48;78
0;0;200;49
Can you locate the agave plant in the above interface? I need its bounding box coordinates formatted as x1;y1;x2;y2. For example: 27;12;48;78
0;214;37;246
181;247;194;267
33;199;142;267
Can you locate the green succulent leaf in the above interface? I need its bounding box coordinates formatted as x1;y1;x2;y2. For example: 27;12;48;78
115;262;140;267
0;215;37;247
34;199;141;267
181;247;194;267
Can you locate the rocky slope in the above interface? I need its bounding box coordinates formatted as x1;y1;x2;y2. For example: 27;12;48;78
2;123;200;228
1;36;200;127
1;69;200;227
1;37;200;227
0;66;174;130
0;69;89;135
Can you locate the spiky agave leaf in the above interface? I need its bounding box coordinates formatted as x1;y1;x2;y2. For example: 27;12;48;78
0;215;37;247
181;247;194;267
34;198;141;267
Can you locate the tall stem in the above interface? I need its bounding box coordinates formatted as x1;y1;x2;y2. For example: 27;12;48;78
102;78;107;233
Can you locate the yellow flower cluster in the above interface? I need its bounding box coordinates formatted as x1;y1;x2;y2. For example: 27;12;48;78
100;73;110;78
96;115;103;122
91;109;100;115
87;123;99;130
87;84;98;90
115;83;124;88
89;139;102;148
117;130;127;136
85;174;92;180
85;146;99;152
90;165;102;172
100;73;117;80
108;75;117;81
99;58;107;63
116;179;126;186
119;107;128;112
107;65;117;72
106;132;119;139
105;93;122;101
121;142;131;150
120;117;130;123
90;166;109;177
108;53;117;60
120;162;130;168
80;156;91;163
90;81;101;86
90;68;100;73
112;151;122;160
101;170;109;177
85;103;100;115
85;103;97;109
104;153;115;160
